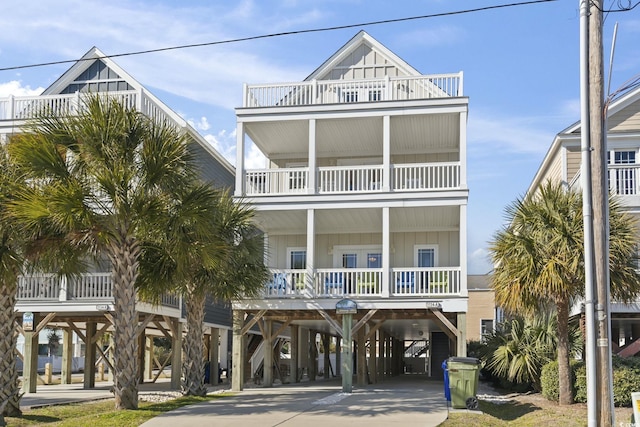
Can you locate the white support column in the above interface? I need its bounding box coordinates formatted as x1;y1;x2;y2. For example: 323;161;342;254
460;204;468;296
235;121;245;197
459;111;467;187
263;233;270;266
219;329;229;378
308;119;317;194
382;207;390;298
306;209;315;295
382;115;391;191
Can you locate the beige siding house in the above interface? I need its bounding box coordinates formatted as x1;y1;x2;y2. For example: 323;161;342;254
231;31;469;390
528;84;640;355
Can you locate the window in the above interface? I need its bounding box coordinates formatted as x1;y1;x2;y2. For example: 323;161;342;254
367;253;382;268
415;246;437;268
609;150;637;195
368;90;382;101
287;248;306;269
342;253;357;268
343;91;358;103
481;319;494;338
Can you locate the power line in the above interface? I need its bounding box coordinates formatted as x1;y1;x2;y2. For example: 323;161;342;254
0;0;558;72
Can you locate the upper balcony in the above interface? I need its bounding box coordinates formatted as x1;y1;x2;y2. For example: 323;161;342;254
17;272;181;312
0;89;186;135
244;161;460;197
243;73;463;108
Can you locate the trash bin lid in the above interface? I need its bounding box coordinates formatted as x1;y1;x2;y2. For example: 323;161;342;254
447;357;480;365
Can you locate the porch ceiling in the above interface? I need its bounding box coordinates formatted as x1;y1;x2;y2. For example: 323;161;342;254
253;206;459;235
244;112;460;160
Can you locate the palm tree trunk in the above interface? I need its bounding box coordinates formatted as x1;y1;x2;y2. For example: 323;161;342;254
182;289;207;396
109;236;141;410
0;280;21;418
557;300;574;405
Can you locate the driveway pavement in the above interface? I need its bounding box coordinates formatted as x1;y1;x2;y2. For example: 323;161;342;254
141;375;448;427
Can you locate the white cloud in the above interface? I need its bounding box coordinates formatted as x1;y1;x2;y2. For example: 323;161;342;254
189;116;211;131
468;247;492;275
0;80;44;97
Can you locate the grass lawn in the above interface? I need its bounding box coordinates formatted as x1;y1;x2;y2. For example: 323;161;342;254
441;392;635;427
4;394;230;427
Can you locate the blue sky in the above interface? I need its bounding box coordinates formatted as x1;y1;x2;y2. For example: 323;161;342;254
1;0;639;274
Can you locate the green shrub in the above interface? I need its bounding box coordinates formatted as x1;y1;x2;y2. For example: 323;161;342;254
540;359;582;402
557;356;640;407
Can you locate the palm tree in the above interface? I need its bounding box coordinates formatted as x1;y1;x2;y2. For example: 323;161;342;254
489;181;640;405
0;145;25;420
7;94;195;410
482;311;582;391
139;187;268;396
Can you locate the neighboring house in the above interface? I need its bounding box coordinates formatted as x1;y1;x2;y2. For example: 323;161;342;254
231;31;469;388
0;47;234;390
467;274;502;342
528;83;640;356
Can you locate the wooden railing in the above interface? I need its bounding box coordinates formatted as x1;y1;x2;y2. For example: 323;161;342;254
17;272;180;308
262;267;461;298
0;90;186;129
244;73;463;108
244;162;460;196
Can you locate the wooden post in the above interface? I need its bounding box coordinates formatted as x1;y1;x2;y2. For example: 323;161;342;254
210;328;219;385
335;337;341;377
84;321;97;389
290;325;299;383
137;331;145;384
145;336;153;381
322;334;330;379
341;314;353;393
264;320;273;387
22;313;39;393
357;327;366;386
231;310;245;391
308;331;317;381
61;328;73;385
370;330;378;384
378;331;385;380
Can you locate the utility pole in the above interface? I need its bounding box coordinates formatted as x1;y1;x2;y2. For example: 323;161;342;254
588;1;615;426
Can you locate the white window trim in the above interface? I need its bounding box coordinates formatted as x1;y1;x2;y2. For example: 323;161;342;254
331;244;382;268
414;244;438;267
286;247;307;269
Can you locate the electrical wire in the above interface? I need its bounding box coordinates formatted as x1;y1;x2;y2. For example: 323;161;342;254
0;0;558;72
592;0;640;12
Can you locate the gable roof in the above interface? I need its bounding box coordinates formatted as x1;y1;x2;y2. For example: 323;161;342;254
42;47;235;176
304;30;422;81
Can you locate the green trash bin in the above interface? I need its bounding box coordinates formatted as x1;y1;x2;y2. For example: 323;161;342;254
447;357;481;410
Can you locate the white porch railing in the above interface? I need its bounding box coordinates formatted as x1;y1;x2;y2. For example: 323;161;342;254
392;267;460;296
262;267;461;298
69;272;113;299
609;165;640;196
0;90;186;129
316;269;383;297
245;168;309;196
17;274;61;300
393;162;460;191
16;272;180;308
244;162;461;196
318;165;383;193
243;73;463;108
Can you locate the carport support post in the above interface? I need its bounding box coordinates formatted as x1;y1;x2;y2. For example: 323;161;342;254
22;314;39;393
370;330;377;384
308;331;317;381
84;321;97;389
264;320;273;387
357;327;366;386
456;313;467;357
209;327;219;385
145;335;154;381
61;328;73;385
385;335;392;377
335;337;341;376
322;334;330;379
378;331;385;379
231;310;245;391
341;314;353;393
290;325;299;383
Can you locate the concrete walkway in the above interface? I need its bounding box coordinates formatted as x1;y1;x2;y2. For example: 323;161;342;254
141;375;448;427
